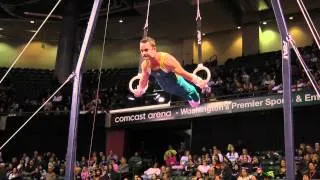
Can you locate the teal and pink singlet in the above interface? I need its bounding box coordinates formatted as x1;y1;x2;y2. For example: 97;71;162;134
149;52;200;102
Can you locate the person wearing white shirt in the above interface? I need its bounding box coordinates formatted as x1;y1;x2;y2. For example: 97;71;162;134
226;144;239;163
180;150;190;166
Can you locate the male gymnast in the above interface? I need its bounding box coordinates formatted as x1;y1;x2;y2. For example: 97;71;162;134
133;37;208;107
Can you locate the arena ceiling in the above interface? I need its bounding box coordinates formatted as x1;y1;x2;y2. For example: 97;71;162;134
0;0;319;41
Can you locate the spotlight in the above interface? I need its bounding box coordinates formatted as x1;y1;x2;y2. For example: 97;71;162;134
262;21;267;25
30;20;35;24
154;94;165;103
158;97;165;103
289;16;294;20
118;19;124;23
236;26;241;30
128;96;135;101
202;33;206;36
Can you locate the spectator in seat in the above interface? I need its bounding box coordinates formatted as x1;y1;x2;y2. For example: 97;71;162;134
164;145;177;162
178;142;186;156
180;150;190;166
107;163;120;180
164;166;171;178
128;152;142;172
306;144;314;155
239;149;251;167
42;98;52;113
275;159;286;179
23;159;37;178
134;174;142;180
250;156;260;169
204;153;212;165
256;167;275;180
250;68;261;86
159;165;166;178
37;164;47;180
218;162;233;180
243;78;253;92
80;156;87;167
311;152;319;165
303;162;320;180
161;172;170;180
261;74;275;91
111;159;119;173
296;148;304;162
185;155;196;175
237;167;256;180
45;163;56;180
315;142;320;155
165;151;177;166
93;168;103;180
212;147;223;164
11;157;18;168
207;168;216;180
52;92;63;105
197;160;211;175
142;162;161;179
106;150;118;163
81;166;89;180
57;167;64;180
201;146;208;156
296;78;307;91
119;156;129;175
193;170;203;180
0;162;6;180
226;144;239;164
8;167;21;180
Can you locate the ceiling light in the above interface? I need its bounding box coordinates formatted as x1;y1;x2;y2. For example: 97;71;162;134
0;28;3;31
237;26;241;30
262;21;267;25
289;16;294;20
30;20;35;24
202;33;206;36
118;19;124;23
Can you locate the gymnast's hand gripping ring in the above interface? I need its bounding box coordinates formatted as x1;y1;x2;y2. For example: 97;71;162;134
129;73;142;94
192;64;211;83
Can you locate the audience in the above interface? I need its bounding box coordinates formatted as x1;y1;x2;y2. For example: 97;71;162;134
0;140;319;179
0;43;319;114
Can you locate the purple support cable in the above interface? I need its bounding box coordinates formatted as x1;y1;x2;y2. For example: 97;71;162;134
270;0;295;179
65;0;104;179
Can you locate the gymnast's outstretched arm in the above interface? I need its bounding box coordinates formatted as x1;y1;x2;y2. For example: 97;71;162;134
164;54;207;89
133;60;150;97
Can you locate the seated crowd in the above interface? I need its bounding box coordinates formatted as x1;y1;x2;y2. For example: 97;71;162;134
0;43;319;114
0;142;319;179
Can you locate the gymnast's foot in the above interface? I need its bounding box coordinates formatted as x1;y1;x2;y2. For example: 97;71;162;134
188;100;200;108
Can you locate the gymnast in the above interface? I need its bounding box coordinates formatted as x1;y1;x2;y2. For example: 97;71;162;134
133;36;209;107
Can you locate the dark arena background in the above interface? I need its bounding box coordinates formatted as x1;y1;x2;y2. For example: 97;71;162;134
0;0;320;179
